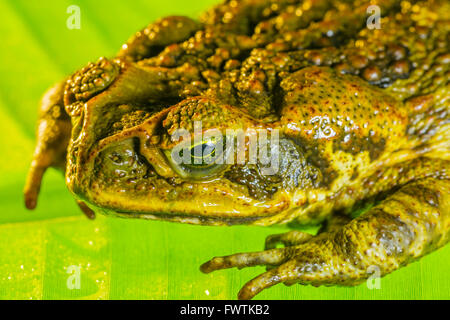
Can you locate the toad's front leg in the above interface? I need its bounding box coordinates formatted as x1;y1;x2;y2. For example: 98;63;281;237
201;176;450;299
23;81;96;218
24;81;70;209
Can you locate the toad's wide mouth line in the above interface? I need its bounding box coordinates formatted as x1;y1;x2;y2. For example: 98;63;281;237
79;183;292;225
90;203;274;226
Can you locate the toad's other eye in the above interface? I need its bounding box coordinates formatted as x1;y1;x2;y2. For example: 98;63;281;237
165;138;228;180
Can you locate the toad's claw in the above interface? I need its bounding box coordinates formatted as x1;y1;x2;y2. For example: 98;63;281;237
24;162;46;210
264;230;313;250
237;259;307;300
76;201;96;219
201;176;450;299
200;247;292;273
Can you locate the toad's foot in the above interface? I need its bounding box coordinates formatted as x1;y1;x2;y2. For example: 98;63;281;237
201;177;450;300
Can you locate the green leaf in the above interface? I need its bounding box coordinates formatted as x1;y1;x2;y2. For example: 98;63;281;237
0;0;448;300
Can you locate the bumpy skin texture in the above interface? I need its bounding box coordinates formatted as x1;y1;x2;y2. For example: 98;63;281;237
25;0;449;299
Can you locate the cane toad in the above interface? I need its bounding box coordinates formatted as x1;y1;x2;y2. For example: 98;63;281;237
24;0;449;299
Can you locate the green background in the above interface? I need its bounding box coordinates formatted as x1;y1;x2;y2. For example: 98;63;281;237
0;0;448;300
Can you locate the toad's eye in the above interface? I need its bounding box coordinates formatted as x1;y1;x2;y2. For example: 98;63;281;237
165;138;228;179
188;141;218;168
